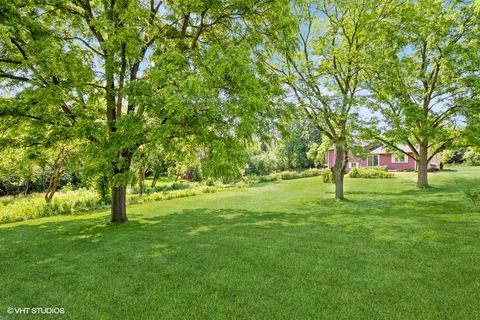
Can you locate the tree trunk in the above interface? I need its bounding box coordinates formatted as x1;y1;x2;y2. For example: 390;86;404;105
417;140;429;188
139;169;145;195
24;180;29;196
151;175;158;188
111;185;127;223
332;145;346;200
45;169;62;203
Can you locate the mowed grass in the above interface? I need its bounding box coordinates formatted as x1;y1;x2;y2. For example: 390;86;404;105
1;168;479;319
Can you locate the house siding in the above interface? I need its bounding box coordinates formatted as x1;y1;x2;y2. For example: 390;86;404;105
326;145;440;172
326;148;422;171
379;153;416;171
346;153;416;171
327;149;335;168
348;157;368;168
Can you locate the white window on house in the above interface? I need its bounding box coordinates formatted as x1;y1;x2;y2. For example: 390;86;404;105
349;162;359;169
392;153;408;163
367;155;379;167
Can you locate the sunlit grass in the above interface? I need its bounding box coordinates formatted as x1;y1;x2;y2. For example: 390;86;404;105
0;167;479;319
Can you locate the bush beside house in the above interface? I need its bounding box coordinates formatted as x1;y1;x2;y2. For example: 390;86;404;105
349;167;395;179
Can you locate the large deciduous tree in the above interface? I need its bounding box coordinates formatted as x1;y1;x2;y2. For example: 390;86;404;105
366;0;478;188
273;0;396;200
0;0;293;222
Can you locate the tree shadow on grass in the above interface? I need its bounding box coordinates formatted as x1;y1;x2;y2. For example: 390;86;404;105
321;178;480;217
1;174;479;265
2;170;480;319
1;182;478;243
1;197;479;320
3;202;476;253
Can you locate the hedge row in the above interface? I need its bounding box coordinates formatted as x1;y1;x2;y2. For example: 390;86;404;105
349;167;395;179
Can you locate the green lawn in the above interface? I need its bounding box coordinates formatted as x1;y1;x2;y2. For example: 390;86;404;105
1;168;479;319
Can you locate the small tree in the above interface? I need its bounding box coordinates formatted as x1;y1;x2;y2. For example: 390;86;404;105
42;143;79;203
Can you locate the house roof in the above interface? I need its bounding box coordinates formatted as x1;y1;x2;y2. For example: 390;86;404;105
369;144;412;154
328;142;377;151
328;143;414;154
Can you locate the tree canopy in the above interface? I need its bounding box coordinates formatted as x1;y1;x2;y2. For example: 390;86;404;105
365;0;479;188
0;0;294;222
272;0;398;199
1;0;479;212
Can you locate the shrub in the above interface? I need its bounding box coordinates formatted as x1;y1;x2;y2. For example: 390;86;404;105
258;175;279;183
441;148;466;164
203;187;217;193
466;188;480;206
465;148;480;166
255;169;323;183
0;190;102;224
0;183;222;224
168;182;190;191
245;153;281;176
184;165;203;182
133;181;191;195
280;170;321;180
206;178;215;186
320;169;334;183
349;167;359;178
349;167;395;179
167;167;179;180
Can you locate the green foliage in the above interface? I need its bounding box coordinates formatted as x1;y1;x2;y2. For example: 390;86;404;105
349;167;395;179
206;178;215;187
126;184;229;205
256;169;323;183
245;141;283;176
0;160;335;225
185;165;203;182
246;153;281;176
0;182;231;224
0;0;295;220
364;0;479;187
0;190;102;224
131;181;191;195
95;175;111;205
464;148;480;166
348;168;360;178
320;169;334;183
279;119;322;169
307;143;327;168
167;167;180;181
275;0;397;198
441;149;467;164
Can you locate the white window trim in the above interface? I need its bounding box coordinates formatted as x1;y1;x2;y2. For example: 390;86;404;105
349;162;359;169
367;155;379;167
391;153;408;164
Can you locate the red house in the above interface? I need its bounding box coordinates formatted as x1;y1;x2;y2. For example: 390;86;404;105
326;144;440;172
